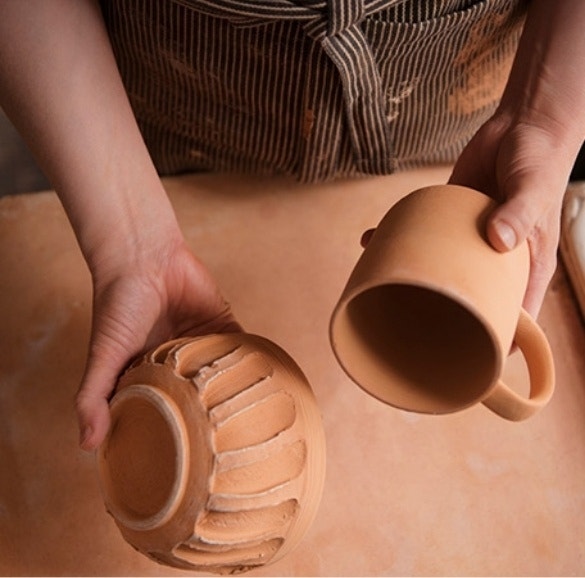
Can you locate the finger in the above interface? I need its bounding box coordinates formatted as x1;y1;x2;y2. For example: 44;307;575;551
485;172;550;252
205;301;244;334
486;187;560;317
521;247;558;318
76;344;129;452
360;228;375;248
76;388;111;453
182;316;244;337
448;119;505;197
176;297;245;337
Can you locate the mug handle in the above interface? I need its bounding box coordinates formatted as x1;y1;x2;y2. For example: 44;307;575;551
482;309;555;421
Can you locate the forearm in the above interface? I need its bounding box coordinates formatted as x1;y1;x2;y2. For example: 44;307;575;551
498;0;585;153
0;0;182;274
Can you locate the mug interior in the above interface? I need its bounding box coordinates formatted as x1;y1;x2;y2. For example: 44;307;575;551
333;283;500;414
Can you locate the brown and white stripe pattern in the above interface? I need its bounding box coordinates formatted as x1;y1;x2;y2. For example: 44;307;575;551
100;0;527;182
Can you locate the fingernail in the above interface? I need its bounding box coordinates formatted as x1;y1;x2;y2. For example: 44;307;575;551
493;220;517;251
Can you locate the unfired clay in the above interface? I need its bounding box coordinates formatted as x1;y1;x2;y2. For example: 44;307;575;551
330;184;555;421
98;333;326;575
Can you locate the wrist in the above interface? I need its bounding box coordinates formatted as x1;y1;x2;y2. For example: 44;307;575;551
497;82;585;156
77;183;186;282
497;0;585;152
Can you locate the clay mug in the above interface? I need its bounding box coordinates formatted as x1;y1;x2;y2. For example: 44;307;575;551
97;333;326;575
330;184;555;421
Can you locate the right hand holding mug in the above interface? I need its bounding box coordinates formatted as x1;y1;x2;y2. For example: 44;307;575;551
448;116;567;320
331;185;555;421
449;0;585;320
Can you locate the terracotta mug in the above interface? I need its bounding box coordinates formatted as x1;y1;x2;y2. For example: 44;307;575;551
97;333;326;575
330;184;555;421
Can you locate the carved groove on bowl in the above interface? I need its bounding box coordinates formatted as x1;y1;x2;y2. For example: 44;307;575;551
99;334;326;576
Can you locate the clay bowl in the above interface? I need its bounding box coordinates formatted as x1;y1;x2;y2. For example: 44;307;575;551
97;333;326;575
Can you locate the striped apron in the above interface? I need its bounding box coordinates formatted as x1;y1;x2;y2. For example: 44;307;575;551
100;0;527;182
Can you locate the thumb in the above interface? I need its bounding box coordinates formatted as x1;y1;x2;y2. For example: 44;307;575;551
486;199;530;253
75;346;129;452
486;183;560;318
485;168;550;253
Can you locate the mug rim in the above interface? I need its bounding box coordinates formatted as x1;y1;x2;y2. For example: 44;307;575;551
329;277;505;414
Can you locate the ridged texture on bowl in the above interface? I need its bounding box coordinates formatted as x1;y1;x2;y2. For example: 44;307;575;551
99;333;326;575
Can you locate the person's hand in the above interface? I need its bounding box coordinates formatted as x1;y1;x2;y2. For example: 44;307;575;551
360;115;573;318
448;0;585;319
76;236;241;452
0;0;242;453
448;114;570;318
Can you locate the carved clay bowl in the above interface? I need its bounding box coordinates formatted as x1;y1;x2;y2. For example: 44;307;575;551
97;333;326;575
